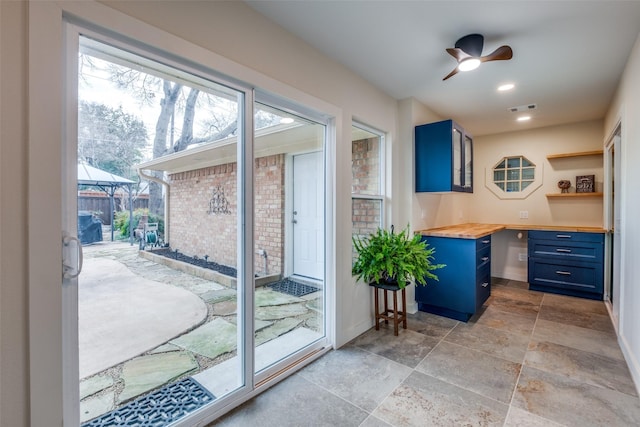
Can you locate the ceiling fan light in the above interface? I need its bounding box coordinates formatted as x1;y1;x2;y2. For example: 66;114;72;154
458;58;481;72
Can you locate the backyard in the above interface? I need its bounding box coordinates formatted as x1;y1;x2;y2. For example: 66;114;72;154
79;238;323;424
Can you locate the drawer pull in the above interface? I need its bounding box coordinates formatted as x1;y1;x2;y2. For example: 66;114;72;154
481;256;489;262
556;248;572;253
482;240;490;244
556;234;572;239
555;271;572;276
481;282;489;288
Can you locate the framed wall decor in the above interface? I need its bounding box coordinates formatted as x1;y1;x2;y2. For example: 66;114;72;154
576;174;595;193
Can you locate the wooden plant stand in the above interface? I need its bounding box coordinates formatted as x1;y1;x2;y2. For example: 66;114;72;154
370;282;407;336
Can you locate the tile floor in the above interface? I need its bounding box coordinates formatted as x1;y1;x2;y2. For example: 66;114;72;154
209;279;640;426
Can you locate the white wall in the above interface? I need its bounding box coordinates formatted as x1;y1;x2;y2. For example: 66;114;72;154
605;32;640;395
0;2;29;426
473;120;605;281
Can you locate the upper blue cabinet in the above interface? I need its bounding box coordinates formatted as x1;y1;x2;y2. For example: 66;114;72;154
415;119;473;193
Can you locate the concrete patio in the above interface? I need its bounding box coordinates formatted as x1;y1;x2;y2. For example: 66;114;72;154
78;241;323;423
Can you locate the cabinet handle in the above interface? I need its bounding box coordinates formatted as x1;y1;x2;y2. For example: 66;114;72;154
481;257;489;262
555;271;572;276
556;248;572;253
482;240;490;244
556;234;572;239
481;282;489;287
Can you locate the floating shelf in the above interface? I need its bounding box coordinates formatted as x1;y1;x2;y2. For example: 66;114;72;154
546;192;603;198
547;150;603;160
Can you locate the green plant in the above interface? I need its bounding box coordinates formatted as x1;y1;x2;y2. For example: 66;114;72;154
114;208;164;239
352;224;445;289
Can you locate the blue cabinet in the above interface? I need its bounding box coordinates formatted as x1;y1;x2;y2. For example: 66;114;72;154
415;235;490;321
415;119;473;193
528;230;604;300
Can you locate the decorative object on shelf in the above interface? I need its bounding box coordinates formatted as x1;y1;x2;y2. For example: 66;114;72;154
352;224;445;290
557;180;571;193
576;175;595;193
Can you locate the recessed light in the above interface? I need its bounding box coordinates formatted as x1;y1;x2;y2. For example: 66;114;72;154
517;116;531;122
498;83;515;91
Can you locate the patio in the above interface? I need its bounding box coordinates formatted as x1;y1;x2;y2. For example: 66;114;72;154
79;240;322;423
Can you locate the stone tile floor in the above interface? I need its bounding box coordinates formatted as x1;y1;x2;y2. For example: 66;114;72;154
211;279;640;427
79;241;322;423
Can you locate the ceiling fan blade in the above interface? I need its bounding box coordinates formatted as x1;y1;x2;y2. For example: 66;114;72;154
443;67;460;81
446;47;471;62
480;45;513;62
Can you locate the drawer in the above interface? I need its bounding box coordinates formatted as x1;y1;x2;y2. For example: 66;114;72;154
476;246;491;269
476;235;491;251
529;240;603;262
476;267;491;310
529;258;603;294
528;230;604;244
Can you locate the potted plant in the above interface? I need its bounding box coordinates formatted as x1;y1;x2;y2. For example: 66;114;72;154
352;224;444;289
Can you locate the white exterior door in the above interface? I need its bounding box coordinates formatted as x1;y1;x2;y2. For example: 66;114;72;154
292;152;324;279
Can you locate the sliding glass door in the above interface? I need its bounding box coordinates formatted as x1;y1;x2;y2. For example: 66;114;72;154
63;22;330;427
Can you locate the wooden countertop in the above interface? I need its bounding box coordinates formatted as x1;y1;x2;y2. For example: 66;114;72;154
417;223;506;239
418;223;607;239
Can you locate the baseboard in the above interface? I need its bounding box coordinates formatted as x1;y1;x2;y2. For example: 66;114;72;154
619;331;640;397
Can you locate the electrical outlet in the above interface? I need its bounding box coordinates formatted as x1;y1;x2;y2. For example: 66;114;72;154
518;253;527;262
519;211;529;219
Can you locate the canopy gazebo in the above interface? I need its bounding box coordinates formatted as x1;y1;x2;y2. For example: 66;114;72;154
77;163;135;243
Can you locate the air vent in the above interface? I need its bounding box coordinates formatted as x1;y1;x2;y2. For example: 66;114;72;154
508;104;537;113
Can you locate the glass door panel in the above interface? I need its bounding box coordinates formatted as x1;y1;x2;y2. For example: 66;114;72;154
452;128;462;188
464;134;473;189
253;103;326;375
76;37;245;425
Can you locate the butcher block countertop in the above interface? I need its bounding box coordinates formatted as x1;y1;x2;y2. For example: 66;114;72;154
418;223;607;239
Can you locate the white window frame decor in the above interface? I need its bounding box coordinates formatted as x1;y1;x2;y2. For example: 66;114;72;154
485;155;543;200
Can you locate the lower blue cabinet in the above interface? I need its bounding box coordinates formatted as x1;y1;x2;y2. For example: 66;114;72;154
528;230;604;300
416;235;491;322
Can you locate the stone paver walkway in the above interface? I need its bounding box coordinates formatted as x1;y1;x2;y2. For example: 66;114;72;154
78;241;322;423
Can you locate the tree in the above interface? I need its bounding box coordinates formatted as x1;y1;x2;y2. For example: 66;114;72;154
78;101;148;180
80;52;282;217
108;64;239;215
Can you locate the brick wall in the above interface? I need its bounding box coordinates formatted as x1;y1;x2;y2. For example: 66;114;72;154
168;153;285;276
352;137;382;260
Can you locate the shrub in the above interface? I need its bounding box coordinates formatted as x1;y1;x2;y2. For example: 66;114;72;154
114;208;164;239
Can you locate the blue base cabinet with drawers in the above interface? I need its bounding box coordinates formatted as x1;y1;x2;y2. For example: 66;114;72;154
415;235;491;322
528;230;604;300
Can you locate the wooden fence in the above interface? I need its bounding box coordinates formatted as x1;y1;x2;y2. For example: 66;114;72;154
78;191;149;225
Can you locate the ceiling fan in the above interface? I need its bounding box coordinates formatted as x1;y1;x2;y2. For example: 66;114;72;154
443;34;513;81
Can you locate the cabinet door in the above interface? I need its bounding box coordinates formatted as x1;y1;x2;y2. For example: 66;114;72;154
464;134;473;190
452;127;463;188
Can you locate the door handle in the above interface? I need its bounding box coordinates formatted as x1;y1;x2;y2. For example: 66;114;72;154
62;233;83;280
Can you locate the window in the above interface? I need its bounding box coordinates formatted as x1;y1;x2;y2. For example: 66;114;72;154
493;155;535;192
351;123;384;261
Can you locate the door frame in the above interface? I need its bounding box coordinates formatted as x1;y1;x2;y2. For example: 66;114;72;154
604;120;624;332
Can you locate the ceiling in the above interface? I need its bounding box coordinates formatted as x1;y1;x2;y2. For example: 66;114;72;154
246;1;640;136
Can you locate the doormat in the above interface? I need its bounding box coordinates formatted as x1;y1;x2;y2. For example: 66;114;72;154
82;377;215;427
268;278;320;297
